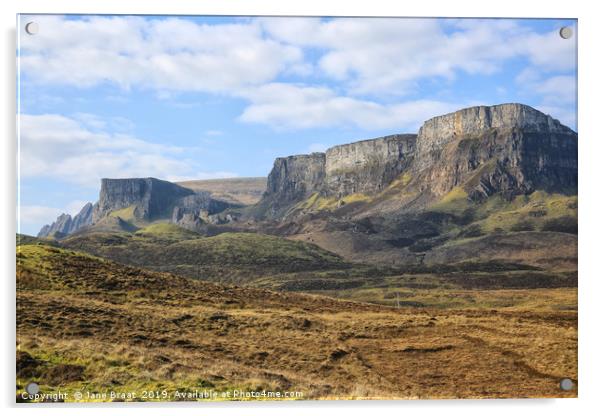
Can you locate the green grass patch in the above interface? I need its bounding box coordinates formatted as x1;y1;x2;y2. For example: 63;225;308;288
135;223;199;241
108;205;137;221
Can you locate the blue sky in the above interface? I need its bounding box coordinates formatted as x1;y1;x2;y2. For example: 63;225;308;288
17;15;577;235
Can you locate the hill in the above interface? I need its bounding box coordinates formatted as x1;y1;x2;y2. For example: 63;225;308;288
60;226;351;284
17;243;577;401
36;104;577;276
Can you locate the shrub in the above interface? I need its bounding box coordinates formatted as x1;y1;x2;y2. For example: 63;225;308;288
510;220;535;232
542;216;578;234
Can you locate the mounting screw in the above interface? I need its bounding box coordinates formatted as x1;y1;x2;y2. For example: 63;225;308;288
25;22;39;35
25;382;40;395
559;378;574;391
559;27;573;39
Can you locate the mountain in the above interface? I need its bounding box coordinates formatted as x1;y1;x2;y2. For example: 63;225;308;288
39;178;241;238
255;103;577;220
92;177;195;221
37;103;577;272
257;134;416;218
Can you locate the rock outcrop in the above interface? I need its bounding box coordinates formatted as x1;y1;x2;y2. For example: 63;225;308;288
171;193;232;230
258;103;577;218
415;103;573;171
260;135;416;217
38;103;578;237
413;104;577;200
324;134;416;197
93;178;195;222
40;178;238;237
37;202;94;238
263;153;326;214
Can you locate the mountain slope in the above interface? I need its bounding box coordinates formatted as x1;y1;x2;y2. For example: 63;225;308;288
17;243;577;401
249;104;577;270
36;103;577;273
60;226;351;284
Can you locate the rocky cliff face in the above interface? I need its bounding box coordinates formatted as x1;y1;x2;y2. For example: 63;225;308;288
93;178;194;222
40;178;237;237
325;134;416;197
37;202;94;238
38;103;577;237
413;104;577;200
258;103;577;218
260;135;417;217
171;193;233;230
416;103;572;170
262;153;326;215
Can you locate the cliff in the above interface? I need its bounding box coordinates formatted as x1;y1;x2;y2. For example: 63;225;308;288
92;178;194;222
40;178;238;237
259;135;416;217
37;202;93;238
263;153;326;215
413;104;577;199
38;103;578;236
258;103;577;218
324;134;416;197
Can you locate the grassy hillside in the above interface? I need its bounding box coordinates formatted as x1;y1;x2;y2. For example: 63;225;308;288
177;177;267;206
60;227;351;284
16;244;577;401
134;222;200;241
431;189;577;234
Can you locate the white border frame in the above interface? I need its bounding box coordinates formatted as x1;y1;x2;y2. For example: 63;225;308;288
3;1;600;415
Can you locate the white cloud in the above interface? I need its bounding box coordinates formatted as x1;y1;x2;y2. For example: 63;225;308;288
514;70;576;127
19;205;63;224
19;16;577;131
261;18;576;96
19;113;234;187
19;16;303;93
238;83;461;130
533;75;576;105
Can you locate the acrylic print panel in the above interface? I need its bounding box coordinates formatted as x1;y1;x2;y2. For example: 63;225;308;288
16;14;577;402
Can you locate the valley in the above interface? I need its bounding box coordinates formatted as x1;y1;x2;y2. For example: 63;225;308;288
19;103;579;401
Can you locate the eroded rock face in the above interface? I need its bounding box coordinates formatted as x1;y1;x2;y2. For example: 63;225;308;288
413;104;578;199
37;103;578;236
37;202;94;238
37;213;72;237
39;176;241;237
257;103;577;218
264;153;326;208
70;202;94;231
171;193;233;231
415;103;575;172
92;178;194;222
324;134;416;197
260;135;417;217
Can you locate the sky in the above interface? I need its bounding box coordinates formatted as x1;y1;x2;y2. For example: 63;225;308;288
17;15;577;236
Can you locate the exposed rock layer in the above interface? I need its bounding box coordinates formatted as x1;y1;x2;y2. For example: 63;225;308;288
324;134;416;197
37;202;94;238
38;103;578;236
258;104;577;218
93;178;194;222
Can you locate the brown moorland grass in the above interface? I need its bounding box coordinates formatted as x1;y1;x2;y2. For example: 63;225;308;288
16;244;577;401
